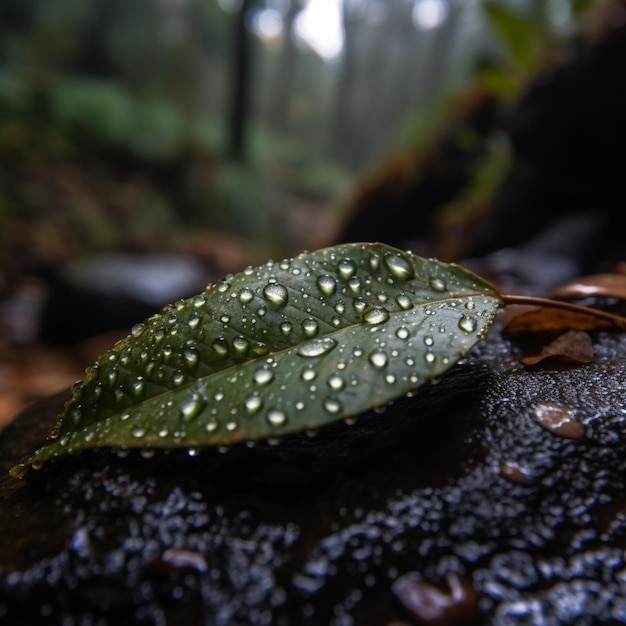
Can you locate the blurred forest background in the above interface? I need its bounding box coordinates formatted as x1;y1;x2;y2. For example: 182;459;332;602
1;0;625;426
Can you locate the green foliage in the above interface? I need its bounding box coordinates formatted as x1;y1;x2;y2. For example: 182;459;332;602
483;1;546;71
12;243;502;475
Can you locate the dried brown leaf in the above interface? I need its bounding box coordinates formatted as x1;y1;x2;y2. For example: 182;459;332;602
552;273;626;300
503;307;615;338
520;330;594;368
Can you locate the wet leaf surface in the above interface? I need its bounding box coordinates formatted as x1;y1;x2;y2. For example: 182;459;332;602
1;326;626;625
15;243;501;474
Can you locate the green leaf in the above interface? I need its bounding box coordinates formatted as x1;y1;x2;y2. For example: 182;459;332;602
11;243;502;476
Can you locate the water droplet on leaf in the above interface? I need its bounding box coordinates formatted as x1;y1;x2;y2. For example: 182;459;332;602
297;337;337;357
263;283;289;306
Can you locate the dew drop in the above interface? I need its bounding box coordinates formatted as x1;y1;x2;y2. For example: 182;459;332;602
220;314;231;324
192;294;206;308
338;258;357;280
369;254;381;271
141;449;156;459
180;393;205;421
212;337;229;356
424;336;434;347
253;367;274;386
316;274;337;296
429;277;447;292
232;336;250;357
107;368;119;386
533;402;586;439
424;352;435;364
364;307;389;325
131;427;146;438
323;397;342;414
245;394;263;414
280;321;293;336
266;409;287;427
131;378;145;396
263;283;289;306
131;323;146;337
369;350;388;368
9;463;28;479
172;371;185;386
327;374;345;391
302;318;319;337
500;461;530;484
297;337;338;358
225;420;238;432
217;280;231;293
334;302;346;315
396;327;410;340
301;366;317;381
239;287;255;304
348;276;362;295
183;347;199;367
384;253;413;279
353;298;366;314
458;316;477;333
205;420;218;433
84;363;99;382
395;293;413;310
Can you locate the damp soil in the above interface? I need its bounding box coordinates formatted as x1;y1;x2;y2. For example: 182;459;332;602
1;325;625;625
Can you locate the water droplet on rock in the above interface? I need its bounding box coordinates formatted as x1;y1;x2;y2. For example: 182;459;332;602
533;402;586;439
500;461;530;484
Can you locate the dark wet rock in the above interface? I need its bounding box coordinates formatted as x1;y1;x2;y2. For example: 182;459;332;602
1;325;625;625
38;253;211;345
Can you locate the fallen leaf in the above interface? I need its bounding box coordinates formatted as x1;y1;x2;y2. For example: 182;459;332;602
520;330;594;368
503;307;615;338
552;273;626;300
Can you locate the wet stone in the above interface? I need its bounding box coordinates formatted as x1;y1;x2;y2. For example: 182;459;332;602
1;315;626;625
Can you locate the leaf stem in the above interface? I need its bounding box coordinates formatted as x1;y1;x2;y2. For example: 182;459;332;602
501;294;626;330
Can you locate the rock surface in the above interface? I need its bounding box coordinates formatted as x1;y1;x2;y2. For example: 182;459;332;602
1;323;625;625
